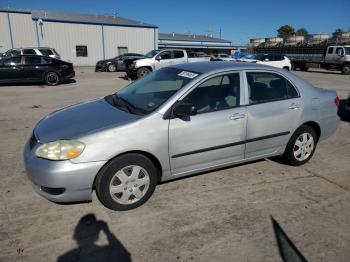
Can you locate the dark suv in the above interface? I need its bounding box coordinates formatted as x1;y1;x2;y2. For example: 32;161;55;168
95;53;143;72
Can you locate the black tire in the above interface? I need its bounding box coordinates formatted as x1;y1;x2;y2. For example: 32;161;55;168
341;64;350;75
95;153;158;211
282;125;318;166
137;67;151;78
45;71;60;86
107;63;117;72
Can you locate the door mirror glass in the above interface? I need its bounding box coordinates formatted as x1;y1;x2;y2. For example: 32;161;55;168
173;102;197;117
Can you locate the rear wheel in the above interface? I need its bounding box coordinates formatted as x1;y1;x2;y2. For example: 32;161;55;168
107;63;116;72
137;67;151;78
95;154;158;211
341;64;350;75
282;125;317;166
45;71;60;86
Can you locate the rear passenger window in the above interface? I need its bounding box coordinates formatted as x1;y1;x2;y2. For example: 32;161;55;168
247;72;298;104
328;47;334;54
23;49;36;55
39;49;53;56
25;56;42;64
183;73;240;114
173;51;184;59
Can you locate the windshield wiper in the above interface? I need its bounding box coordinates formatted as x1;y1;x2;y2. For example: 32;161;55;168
112;94;131;113
113;94;145;115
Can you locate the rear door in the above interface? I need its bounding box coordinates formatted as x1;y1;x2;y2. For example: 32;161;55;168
22;56;46;81
172;50;187;65
244;71;302;159
169;72;247;175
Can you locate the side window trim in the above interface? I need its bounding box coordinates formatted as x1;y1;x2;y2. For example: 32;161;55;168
243;70;300;106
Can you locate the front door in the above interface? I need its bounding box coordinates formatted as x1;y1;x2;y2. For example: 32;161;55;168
0;56;23;82
169;72;247;176
154;51;173;70
244;71;302;158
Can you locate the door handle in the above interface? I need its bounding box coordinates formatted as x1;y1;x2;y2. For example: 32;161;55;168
288;103;300;110
230;113;246;120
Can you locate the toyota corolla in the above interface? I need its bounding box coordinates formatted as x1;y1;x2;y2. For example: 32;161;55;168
24;62;339;211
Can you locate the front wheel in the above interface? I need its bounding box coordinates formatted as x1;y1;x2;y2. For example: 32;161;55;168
107;63;116;72
137;67;151;78
95;154;158;211
282;125;317;166
341;64;350;75
45;71;60;86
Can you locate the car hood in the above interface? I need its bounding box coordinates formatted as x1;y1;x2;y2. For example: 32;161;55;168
97;59;114;64
34;98;141;143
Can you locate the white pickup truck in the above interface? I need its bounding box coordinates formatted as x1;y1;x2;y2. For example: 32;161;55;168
127;49;210;79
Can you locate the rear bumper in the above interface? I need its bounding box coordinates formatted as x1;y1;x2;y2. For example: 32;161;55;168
63;71;75;80
23;140;106;203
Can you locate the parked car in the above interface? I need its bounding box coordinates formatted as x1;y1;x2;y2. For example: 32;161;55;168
210;53;236;61
24;62;339;211
95;53;143;72
239;54;292;70
188;52;209;58
127;49;210;79
0;55;74;86
0;47;61;60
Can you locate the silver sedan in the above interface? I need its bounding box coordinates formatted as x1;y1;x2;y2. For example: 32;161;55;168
24;62;340;211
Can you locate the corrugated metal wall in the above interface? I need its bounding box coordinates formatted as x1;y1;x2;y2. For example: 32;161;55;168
39;22;104;66
9;13;36;48
1;11;157;66
103;26;156;58
0;13;11;52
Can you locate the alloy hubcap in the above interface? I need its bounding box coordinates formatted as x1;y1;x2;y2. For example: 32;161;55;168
47;73;58;84
293;133;314;161
109;165;150;205
140;70;149;77
109;64;116;71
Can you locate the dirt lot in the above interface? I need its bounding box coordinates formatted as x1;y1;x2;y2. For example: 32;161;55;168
0;67;349;262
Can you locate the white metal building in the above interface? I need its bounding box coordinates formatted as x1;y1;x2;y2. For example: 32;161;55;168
0;9;158;66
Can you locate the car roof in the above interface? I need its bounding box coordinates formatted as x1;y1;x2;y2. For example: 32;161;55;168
170;61;279;74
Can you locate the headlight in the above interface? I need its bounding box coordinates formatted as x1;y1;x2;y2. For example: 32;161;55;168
35;140;85;160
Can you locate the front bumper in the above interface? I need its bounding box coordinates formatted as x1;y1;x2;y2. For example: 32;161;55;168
23;139;106;203
95;63;107;71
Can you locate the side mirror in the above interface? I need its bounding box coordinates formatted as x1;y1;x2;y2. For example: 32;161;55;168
173;102;197;117
155;55;161;61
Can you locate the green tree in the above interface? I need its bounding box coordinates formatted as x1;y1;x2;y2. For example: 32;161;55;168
295;28;308;36
277;25;295;38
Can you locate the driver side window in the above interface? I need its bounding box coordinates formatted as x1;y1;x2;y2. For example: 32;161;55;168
158;51;172;60
183;73;240;114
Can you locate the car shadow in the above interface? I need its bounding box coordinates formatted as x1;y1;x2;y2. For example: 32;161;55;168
0;79;76;87
294;69;342;75
57;213;131;262
271;216;308;262
338;99;350;123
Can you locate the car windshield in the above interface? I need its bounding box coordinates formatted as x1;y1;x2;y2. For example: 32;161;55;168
144;50;160;58
115;67;200;115
345;47;350;55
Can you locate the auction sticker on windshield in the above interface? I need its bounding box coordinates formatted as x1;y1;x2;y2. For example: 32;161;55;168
178;71;199;79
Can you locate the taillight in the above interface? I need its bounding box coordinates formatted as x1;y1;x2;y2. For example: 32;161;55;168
334;96;340;107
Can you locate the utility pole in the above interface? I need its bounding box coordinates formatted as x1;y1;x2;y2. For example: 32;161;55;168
219;27;222;39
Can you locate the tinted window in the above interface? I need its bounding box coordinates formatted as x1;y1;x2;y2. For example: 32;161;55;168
247;72;298;104
25;56;43;65
327;47;334;54
76;46;88;57
173;51;184;59
7;49;21;56
159;51;171;60
336;47;344;55
4;57;22;65
183;73;240;114
39;49;53;56
23;49;36;55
